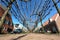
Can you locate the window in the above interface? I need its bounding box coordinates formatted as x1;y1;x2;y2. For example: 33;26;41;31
4;19;9;24
2;27;7;31
7;14;11;19
8;21;10;25
10;23;12;26
6;20;9;24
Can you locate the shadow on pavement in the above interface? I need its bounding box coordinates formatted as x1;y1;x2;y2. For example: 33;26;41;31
12;34;27;40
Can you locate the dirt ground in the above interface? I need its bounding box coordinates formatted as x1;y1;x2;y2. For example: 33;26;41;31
0;33;60;40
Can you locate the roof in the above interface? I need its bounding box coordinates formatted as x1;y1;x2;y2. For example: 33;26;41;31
43;20;49;26
0;4;11;16
50;13;59;21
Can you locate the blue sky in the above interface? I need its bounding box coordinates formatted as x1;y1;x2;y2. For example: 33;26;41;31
11;0;60;27
0;0;60;28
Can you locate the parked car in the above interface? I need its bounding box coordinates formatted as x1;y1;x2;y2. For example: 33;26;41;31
13;29;22;33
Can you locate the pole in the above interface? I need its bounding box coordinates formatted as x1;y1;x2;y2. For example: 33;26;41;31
52;0;60;15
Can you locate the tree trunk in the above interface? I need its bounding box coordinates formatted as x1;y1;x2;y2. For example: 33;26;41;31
40;15;44;33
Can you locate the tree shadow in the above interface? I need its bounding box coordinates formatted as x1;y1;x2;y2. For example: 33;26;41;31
12;34;27;40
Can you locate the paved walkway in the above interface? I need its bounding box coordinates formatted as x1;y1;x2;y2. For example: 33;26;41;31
0;33;60;40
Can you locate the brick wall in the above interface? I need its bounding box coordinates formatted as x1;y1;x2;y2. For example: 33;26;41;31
43;13;60;33
56;16;60;32
0;5;13;33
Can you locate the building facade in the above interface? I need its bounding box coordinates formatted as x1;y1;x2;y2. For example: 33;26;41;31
42;13;60;33
0;5;13;33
